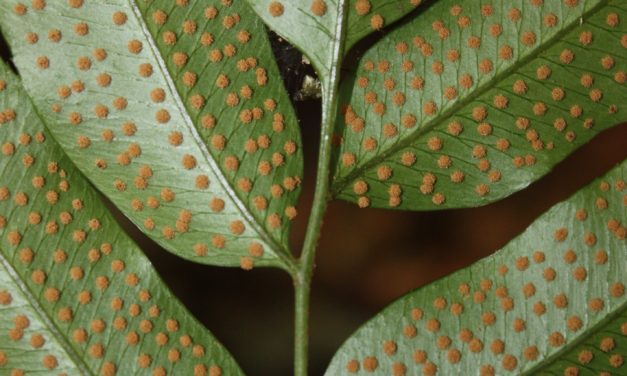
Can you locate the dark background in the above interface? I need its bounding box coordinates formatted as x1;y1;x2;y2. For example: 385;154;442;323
2;25;627;376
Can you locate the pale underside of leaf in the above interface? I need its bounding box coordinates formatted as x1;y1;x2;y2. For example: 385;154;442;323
332;0;626;211
0;0;303;270
326;160;627;375
0;62;243;376
245;0;423;84
246;0;344;83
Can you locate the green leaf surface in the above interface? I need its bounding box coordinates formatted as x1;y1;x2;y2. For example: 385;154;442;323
331;0;626;210
0;0;303;270
0;62;243;376
245;0;423;82
326;160;627;375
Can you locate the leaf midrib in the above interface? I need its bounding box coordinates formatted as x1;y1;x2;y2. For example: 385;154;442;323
0;250;94;375
522;299;627;375
126;0;296;270
330;0;610;196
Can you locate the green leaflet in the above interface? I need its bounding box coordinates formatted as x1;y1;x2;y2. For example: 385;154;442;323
0;259;84;375
0;0;303;270
0;63;243;376
245;0;423;84
331;0;627;210
326;160;627;375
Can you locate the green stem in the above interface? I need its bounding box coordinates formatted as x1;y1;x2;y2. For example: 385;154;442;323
293;2;349;375
293;270;312;376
